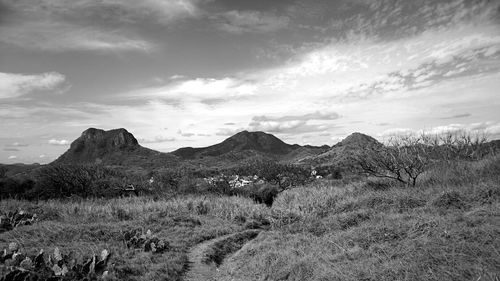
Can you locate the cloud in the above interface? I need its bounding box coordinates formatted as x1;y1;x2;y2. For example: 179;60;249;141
252;111;341;122
0;72;67;99
379;121;500;138
0;0;204;51
249;120;305;133
8;155;17;159
31;0;203;25
215;127;245;136
323;0;499;41
124;77;256;103
246;111;340;134
6;142;29;147
139;135;176;143
48;139;70;145
177;130;195;137
441;113;471;119
216;10;289;33
0;21;154;52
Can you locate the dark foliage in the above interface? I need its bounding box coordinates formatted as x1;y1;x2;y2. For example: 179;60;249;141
0;245;111;281
123;229;170;254
0;211;37;234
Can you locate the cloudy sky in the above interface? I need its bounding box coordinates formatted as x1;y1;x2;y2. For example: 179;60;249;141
1;0;499;164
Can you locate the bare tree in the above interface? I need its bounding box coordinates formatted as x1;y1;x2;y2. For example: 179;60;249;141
355;130;489;187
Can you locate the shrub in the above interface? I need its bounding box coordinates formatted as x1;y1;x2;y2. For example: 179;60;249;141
0;245;111;280
232;183;281;206
0;210;37;233
0;177;34;200
28;164;143;199
123;229;170;254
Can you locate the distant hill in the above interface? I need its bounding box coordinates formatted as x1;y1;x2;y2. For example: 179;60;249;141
26;128;500;170
0;163;41;178
172;130;330;167
51;128;330;169
53;128;179;168
174;130;326;158
297;132;382;168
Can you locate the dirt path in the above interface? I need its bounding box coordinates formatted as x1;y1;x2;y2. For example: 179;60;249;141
183;230;261;281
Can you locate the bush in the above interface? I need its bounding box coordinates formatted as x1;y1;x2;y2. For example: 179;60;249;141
27;164;144;199
0;210;37;233
0;245;111;280
0;178;34;200
232;184;281;206
123;229;170;254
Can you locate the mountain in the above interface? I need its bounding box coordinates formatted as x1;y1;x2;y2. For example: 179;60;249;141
297;132;382;167
53;128;179;168
46;128;500;170
174;131;298;159
52;128;330;169
172;130;330;167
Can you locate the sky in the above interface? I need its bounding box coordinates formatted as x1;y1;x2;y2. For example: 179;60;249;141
1;0;500;164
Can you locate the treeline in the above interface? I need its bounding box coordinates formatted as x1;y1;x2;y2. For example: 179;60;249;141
0;160;338;204
0;164;144;200
149;159;333;205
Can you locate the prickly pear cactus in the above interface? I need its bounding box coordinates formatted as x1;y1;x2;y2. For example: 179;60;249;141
123;229;169;254
0;211;37;234
0;244;111;281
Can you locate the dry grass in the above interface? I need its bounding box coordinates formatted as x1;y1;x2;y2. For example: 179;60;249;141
2;155;499;280
0;195;269;280
216;156;500;281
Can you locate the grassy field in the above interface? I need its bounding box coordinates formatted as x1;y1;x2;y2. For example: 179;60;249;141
216;156;500;281
1;155;499;280
0;195;269;280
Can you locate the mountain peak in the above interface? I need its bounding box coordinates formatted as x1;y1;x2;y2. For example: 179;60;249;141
338;132;380;147
173;130;296;159
80;128;138;147
53;128;141;164
222;130;292;154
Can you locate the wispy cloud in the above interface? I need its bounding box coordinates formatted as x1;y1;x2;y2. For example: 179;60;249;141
440;113;471;120
379;121;500;138
0;0;206;52
6;142;29;147
48;139;70;145
215;127;245;136
215;10;289;34
252;111;340;122
124;77;257;103
139;135;176;144
0;21;154;52
0;72;67;99
213;111;340;135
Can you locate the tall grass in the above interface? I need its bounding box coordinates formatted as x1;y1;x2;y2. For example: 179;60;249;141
216;155;500;281
0;194;269;281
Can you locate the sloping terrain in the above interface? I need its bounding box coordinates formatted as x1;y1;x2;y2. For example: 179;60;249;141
51;128;330;169
173;131;296;159
173;130;329;164
53;128;179;168
298;132;382;168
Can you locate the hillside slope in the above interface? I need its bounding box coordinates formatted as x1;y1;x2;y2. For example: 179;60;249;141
297;132;382;167
53;128;179;168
